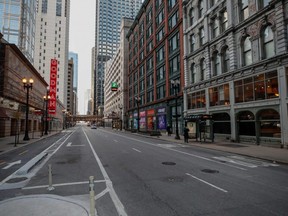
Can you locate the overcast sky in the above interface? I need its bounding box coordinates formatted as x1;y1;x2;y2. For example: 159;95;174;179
69;0;95;114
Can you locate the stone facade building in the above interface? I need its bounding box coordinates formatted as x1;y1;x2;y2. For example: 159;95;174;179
183;0;288;147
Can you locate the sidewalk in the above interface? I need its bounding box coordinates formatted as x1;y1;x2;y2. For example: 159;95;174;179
0;131;60;155
117;129;288;165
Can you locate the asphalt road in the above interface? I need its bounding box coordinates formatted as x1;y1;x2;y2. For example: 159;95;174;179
1;125;288;216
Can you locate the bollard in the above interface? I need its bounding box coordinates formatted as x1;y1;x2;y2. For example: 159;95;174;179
47;164;55;191
89;176;95;216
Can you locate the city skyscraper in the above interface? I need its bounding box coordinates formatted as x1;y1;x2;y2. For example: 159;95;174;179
93;0;143;115
69;52;78;93
0;0;36;63
34;0;70;107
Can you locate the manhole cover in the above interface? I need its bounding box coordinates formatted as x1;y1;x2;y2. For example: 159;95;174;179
7;177;28;183
162;162;176;165
201;169;219;174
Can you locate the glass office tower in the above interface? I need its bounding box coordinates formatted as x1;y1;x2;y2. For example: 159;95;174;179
0;0;36;63
93;0;142;114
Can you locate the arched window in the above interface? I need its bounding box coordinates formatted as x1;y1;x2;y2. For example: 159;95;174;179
189;8;194;26
262;25;275;59
243;36;252;66
223;47;230;72
200;58;205;81
199;0;204;18
190;63;195;83
213;52;220;76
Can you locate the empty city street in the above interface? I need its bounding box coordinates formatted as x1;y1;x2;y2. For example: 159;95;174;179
1;125;288;216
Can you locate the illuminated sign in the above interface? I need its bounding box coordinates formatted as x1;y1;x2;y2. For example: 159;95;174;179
49;59;58;115
111;82;118;91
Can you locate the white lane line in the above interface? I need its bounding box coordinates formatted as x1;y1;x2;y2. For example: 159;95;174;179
132;148;141;153
2;160;21;170
186;173;228;193
66;142;85;147
101;130;247;171
23;180;106;190
95;188;109;200
83;130;128;216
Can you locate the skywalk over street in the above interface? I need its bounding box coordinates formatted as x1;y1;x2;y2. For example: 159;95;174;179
0;125;288;216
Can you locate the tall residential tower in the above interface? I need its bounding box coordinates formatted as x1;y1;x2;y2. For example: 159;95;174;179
34;0;70;107
93;0;143;114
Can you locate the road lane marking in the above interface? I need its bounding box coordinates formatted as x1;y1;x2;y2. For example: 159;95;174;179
83;129;128;216
132;148;141;153
113;140;118;143
23;180;106;190
95;188;109;200
2;160;21;170
66;142;85;147
19;150;28;155
102;130;247;171
186;173;228;193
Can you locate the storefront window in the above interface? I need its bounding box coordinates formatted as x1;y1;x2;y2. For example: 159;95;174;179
258;109;280;138
234;71;279;103
187;90;205;109
212;113;231;134
238;111;255;136
209;84;230;106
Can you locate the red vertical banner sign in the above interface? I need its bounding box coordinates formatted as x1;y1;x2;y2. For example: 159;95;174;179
49;59;58;114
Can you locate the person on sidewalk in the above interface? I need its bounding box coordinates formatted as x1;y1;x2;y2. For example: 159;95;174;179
183;126;189;143
166;125;171;136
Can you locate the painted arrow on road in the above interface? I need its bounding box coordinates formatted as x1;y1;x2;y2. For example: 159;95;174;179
66;142;85;147
2;160;21;170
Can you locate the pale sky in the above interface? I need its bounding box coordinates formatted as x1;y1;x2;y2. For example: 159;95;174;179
69;0;95;114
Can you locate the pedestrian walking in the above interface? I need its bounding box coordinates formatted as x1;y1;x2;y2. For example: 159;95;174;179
166;125;171;136
183;126;189;143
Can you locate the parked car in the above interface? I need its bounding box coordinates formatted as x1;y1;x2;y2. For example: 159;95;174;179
91;124;97;129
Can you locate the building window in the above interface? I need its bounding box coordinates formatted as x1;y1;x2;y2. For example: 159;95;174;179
209;84;230;106
157;85;166;100
146;40;153;53
146;25;153;39
156;0;163;9
223;47;230;73
156;27;165;42
190;63;195;83
156;65;166;81
262;25;275;59
210;0;217;7
243;36;252;66
260;0;270;9
147;74;154;87
168;0;177;11
234;71;279;103
146;56;154;71
213;52;220;76
199;0;204;18
156;45;165;62
168;10;179;30
146;8;153;24
189;34;195;53
199;27;205;45
147;90;154;103
200;58;205;81
42;0;48;13
212;18;219;38
56;0;62;16
169;32;179;53
189;8;194;26
187;90;206;109
156;8;164;27
240;0;249;21
169;55;180;75
221;10;228;32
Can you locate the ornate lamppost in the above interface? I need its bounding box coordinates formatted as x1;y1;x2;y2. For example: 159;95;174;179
119;104;123;130
22;78;34;141
135;97;141;132
43;87;50;135
62;109;66;129
171;79;180;140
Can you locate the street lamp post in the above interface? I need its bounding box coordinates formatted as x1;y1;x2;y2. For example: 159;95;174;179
135;97;140;132
119;105;123;130
43;88;50;135
62;109;66;129
22;78;34;141
171;79;180;140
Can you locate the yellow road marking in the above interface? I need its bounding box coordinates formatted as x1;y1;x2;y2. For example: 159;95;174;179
19;150;28;155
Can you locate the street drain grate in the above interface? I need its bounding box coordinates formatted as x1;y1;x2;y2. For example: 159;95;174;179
201;169;219;174
162;162;176;165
